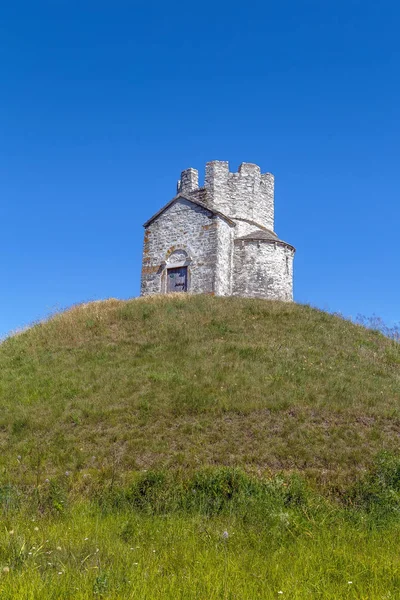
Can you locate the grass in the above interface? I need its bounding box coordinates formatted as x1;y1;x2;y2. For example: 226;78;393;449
0;294;399;597
1;508;399;599
1;465;400;598
0;294;398;488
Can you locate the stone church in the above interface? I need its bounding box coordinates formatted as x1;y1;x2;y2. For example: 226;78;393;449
141;161;295;300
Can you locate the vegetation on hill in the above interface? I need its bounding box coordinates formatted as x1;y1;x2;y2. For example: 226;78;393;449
0;294;398;487
1;474;400;599
0;295;399;597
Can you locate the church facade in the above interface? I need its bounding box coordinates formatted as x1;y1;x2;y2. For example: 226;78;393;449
141;161;295;300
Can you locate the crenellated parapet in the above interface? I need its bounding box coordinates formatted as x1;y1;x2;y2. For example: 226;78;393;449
176;161;274;231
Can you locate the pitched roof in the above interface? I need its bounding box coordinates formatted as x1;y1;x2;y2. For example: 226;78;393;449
143;194;236;227
236;229;296;251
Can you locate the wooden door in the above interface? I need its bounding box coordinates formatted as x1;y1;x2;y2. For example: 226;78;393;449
167;267;188;292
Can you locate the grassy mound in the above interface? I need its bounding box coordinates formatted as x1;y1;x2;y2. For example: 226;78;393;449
1;295;399;487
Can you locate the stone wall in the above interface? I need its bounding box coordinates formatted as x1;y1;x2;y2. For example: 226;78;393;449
215;217;235;295
204;161;274;230
141;198;233;296
231;218;267;238
177;161;274;231
232;240;294;301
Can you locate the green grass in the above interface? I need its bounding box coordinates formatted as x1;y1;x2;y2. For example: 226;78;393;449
0;467;400;599
0;510;398;599
0;294;398;487
0;294;399;597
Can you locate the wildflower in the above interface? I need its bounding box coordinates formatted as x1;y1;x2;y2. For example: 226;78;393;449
278;512;290;525
65;471;70;477
348;581;353;584
3;567;10;573
56;546;62;551
58;571;63;575
34;527;39;531
8;530;14;535
222;531;229;539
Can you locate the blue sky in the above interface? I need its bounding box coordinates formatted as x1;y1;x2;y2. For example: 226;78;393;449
1;0;399;337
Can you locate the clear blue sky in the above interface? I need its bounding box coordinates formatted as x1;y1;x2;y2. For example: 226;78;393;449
1;0;399;337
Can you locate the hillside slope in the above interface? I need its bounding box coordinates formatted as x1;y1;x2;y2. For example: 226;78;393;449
1;295;399;485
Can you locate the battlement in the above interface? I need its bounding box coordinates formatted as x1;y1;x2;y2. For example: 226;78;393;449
176;161;274;231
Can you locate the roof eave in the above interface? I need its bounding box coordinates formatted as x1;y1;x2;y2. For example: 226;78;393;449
143;194;236;228
235;237;296;252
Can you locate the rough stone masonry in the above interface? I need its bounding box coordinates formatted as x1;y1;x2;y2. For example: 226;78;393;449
141;161;295;300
